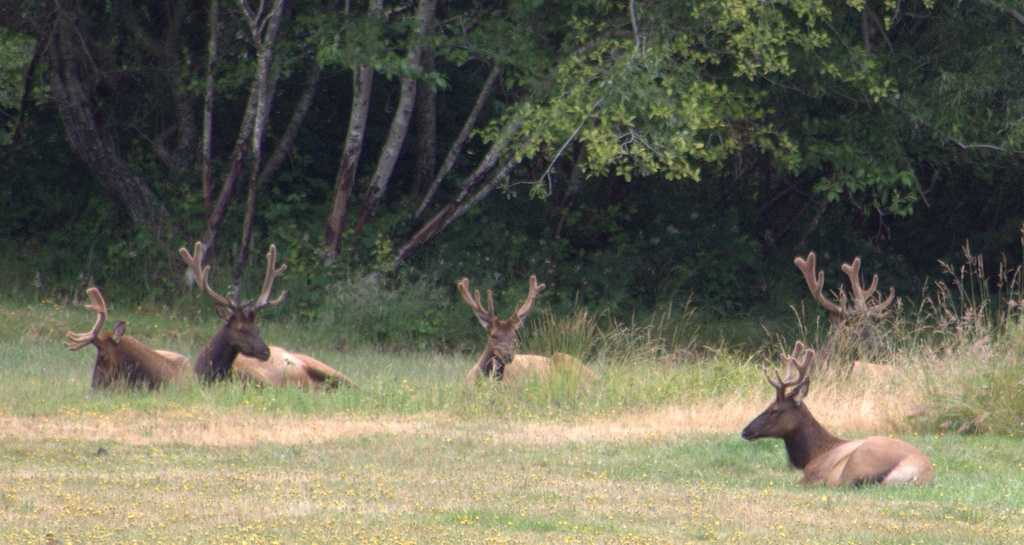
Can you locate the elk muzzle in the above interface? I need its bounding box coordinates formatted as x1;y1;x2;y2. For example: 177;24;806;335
741;410;772;441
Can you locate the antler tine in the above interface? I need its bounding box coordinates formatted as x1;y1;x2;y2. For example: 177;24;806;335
871;287;897;316
763;367;784;390
513;274;547;320
794;252;846;318
841;257;871;312
841;257;896;316
786;341;814;388
457;277;495;328
179;241;235;309
65;287;107;351
486;289;495;315
252;244;288;310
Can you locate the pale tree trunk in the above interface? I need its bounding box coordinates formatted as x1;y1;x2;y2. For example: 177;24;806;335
323;0;383;260
394;118;522;266
200;76;258;263
48;7;174;241
233;0;287;285
412;46;437;197
201;0;219;212
354;0;437;236
415;63;500;218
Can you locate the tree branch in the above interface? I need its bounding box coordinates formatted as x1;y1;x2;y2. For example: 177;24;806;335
415;63;501;218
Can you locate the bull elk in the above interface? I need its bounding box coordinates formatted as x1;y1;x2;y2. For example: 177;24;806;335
741;341;933;486
794;251;897;364
457;275;594;384
65;287;190;389
179;242;356;388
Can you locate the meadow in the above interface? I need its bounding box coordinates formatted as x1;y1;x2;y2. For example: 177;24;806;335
0;297;1022;544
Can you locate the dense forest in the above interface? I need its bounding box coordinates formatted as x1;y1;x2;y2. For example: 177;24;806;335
0;0;1022;323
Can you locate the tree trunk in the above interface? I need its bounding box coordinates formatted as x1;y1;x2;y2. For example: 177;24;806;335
395;154;519;267
354;0;437;236
415;63;500;218
411;46;437;197
233;0;287;285
323;0;384;260
200;77;259;262
201;0;219;212
48;9;174;240
394;118;521;266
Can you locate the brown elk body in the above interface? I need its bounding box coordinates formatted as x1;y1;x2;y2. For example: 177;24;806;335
65;288;190;389
180;242;355;388
741;342;932;486
457;275;594;384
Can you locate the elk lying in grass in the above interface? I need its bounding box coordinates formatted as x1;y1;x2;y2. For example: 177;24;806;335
458;275;594;384
794;251;897;366
180;242;355;389
65;287;190;389
741;342;933;486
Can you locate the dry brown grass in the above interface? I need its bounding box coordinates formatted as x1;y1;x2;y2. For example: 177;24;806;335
0;375;921;448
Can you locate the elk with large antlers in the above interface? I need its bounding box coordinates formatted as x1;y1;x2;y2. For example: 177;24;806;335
794;251;897;361
741;341;932;486
180;242;355;388
458;275;594;384
65;287;190;389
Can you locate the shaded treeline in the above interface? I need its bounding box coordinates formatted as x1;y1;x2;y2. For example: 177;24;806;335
0;0;1022;314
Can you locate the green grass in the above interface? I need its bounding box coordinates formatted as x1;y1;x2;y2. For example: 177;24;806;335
2;300;1024;543
1;433;1021;544
0;300;763;419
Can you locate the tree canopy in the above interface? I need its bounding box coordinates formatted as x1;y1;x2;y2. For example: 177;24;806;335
1;0;1022;311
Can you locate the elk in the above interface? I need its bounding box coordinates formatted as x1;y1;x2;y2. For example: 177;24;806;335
179;242;356;388
794;251;897;364
457;275;594;384
741;341;933;486
65;287;190;389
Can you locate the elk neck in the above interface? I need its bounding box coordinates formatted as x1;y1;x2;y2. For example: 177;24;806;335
195;326;240;382
781;404;845;469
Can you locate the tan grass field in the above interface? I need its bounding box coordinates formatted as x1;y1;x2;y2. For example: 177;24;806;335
2;392;1022;545
1;301;1022;544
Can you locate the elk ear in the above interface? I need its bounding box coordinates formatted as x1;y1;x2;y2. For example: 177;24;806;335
111;321;127;342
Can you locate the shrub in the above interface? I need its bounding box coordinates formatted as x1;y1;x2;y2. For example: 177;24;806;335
314;273;476;351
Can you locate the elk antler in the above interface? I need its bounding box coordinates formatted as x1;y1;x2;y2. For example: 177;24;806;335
765;341;814;400
65;287;108;350
840;257;896;317
794;252;845;320
457;277;496;328
513;274;546;321
179;241;235;309
794;251;896;323
251;244;287;311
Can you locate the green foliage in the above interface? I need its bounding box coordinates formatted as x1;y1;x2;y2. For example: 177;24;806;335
0;29;34;144
314;273;474;351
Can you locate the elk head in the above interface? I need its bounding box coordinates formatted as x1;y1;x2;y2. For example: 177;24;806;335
457;275;545;380
741;341;815;441
179;241;286;382
794;251;896;362
65;287;151;388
